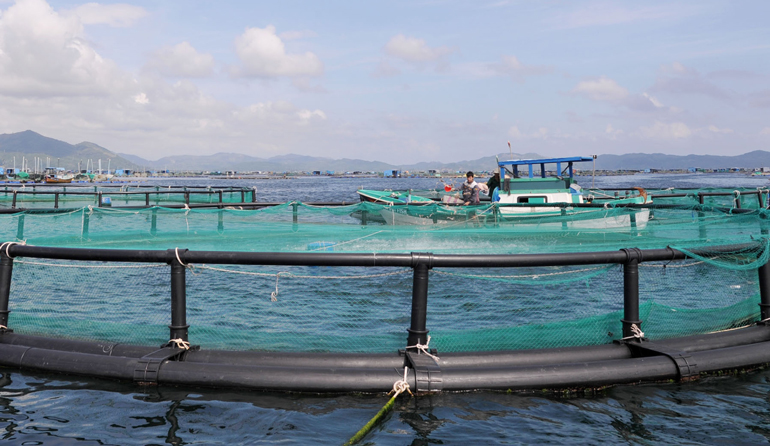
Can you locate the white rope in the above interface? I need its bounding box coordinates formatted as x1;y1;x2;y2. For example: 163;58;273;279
0;325;7;330
306;230;385;251
270;271;290;301
432;265;611;280
167;338;191;350
174;247;187;267
388;367;413;397
197;265;410;281
183;204;190;231
621;323;645;340
16;260;164;269
0;241;26;259
406;335;440;361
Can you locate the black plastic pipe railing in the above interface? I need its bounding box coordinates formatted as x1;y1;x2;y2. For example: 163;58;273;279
4;188;257;209
0;242;765;352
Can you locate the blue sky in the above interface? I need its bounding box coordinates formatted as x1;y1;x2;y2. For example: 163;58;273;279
0;0;768;162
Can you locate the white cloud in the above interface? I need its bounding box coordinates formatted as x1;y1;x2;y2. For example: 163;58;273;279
508;126;522;139
606;124;623;139
653;62;734;102
232;25;323;78
641;93;664;108
146;42;215;78
572;77;629;102
488;55;553;82
707;125;733;134
0;1;332;159
760;127;770;135
0;0;131;97
384;34;454;63
65;2;147;27
639;121;692;139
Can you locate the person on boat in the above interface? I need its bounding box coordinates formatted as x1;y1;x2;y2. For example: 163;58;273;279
486;172;500;197
462;171;480;205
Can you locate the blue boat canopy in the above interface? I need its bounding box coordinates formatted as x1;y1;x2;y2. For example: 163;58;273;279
498;156;594;179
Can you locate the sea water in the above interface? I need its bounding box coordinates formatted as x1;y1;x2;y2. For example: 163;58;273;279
2;173;770;445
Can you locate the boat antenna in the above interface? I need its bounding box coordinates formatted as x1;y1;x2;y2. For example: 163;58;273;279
507;141;513;160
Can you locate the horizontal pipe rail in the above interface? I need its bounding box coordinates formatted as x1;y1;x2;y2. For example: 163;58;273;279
6;242;757;267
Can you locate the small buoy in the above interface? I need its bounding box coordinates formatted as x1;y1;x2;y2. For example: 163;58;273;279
444;185;452;192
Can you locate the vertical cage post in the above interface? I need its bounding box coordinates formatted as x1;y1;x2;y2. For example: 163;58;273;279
11;191;17;209
0;251;13;330
168;249;189;342
758;244;770;322
621;248;642;339
406;253;432;348
54;192;59;209
292;201;299;224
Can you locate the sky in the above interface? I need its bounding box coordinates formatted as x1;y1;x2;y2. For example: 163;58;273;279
0;0;768;163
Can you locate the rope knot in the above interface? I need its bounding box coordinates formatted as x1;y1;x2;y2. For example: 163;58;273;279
388;367;413;397
406;335;440;361
167;338;190;350
621;323;645;341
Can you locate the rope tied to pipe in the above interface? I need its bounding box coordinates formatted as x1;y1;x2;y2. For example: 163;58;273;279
167;338;190;350
174;247;197;274
0;240;26;259
621;323;645;341
406;335;440;361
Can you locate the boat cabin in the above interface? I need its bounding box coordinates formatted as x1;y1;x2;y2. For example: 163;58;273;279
495;157;594;213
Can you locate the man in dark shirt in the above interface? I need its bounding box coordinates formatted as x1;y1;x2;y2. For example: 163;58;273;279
486;172;500;198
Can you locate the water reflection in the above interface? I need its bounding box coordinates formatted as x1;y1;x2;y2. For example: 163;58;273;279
1;369;770;444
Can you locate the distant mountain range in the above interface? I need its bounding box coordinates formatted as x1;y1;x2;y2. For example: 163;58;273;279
1;130;770;172
0;130;140;171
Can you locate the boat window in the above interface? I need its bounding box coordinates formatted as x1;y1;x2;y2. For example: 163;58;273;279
518;196;547;204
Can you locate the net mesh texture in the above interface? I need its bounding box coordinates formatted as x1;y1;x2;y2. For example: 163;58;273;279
4;186;770;353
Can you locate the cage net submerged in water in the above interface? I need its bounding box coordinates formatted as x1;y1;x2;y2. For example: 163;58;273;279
4;188;770;353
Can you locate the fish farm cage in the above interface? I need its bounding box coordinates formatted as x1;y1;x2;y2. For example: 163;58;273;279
1;186;770;393
0;184;257;209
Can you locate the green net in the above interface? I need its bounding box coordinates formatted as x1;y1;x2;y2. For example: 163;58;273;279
0;185;255;208
4;187;770;353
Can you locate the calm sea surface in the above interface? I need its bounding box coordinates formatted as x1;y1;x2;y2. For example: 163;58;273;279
2;173;770;445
